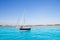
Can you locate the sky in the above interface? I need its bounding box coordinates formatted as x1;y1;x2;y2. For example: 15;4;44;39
0;0;60;25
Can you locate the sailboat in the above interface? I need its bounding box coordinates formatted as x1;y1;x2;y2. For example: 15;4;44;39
19;9;31;30
20;26;31;30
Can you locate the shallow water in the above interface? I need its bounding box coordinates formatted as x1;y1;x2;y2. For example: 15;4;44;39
0;26;60;40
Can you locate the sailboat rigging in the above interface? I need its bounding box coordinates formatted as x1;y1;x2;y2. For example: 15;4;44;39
17;9;31;30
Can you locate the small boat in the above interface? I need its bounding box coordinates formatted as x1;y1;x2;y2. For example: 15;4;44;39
20;26;31;30
20;27;31;30
19;9;31;30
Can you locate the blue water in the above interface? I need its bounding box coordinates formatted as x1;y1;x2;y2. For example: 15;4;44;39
0;26;60;40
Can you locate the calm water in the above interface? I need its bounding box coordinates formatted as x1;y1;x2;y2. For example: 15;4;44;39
0;26;60;40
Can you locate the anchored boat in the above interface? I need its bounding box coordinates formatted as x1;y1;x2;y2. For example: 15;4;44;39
17;9;31;30
20;26;31;30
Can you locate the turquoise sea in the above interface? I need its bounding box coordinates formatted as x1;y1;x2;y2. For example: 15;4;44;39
0;26;60;40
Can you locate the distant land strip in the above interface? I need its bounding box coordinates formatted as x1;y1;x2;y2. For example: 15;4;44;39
0;24;60;27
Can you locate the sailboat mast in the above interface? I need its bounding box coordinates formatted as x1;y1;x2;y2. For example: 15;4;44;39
23;9;25;27
19;9;31;30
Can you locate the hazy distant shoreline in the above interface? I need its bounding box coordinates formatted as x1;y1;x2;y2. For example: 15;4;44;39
0;24;60;27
